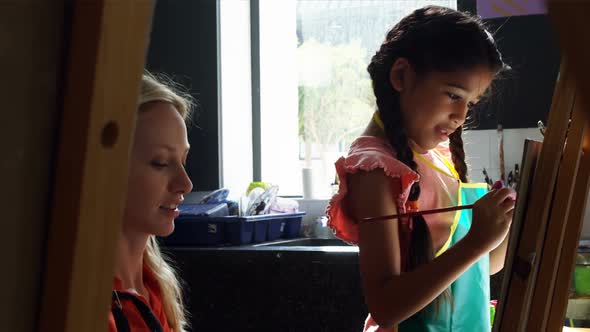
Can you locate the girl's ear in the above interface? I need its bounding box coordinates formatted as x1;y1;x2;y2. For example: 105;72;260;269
389;57;413;92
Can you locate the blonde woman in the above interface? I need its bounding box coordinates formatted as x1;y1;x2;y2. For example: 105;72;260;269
108;73;193;332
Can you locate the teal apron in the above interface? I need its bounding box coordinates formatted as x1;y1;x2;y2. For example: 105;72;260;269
397;151;490;332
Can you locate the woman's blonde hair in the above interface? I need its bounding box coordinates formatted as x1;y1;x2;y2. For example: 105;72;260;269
139;72;194;331
139;71;194;122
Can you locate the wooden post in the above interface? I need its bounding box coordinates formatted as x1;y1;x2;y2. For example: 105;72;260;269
544;2;590;330
546;100;590;331
496;2;590;330
548;1;590;112
496;58;575;331
527;92;589;330
38;1;153;331
493;138;542;332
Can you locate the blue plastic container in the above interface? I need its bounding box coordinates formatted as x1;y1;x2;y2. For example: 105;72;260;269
225;213;306;244
282;215;304;238
266;213;306;240
225;219;255;245
267;219;284;241
163;212;306;246
253;219;269;243
164;217;225;246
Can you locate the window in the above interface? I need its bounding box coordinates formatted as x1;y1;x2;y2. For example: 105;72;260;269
221;0;457;198
219;1;253;200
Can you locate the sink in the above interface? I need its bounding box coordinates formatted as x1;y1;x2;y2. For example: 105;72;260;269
254;238;351;247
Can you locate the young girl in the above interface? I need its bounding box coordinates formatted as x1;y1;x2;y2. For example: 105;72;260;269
327;6;516;332
108;73;194;332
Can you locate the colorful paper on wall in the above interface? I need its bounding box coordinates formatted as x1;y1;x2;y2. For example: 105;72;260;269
477;0;547;19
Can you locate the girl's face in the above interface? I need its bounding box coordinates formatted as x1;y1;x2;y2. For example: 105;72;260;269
123;102;193;237
391;59;494;153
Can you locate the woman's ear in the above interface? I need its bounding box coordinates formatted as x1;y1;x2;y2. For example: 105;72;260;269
389;58;412;92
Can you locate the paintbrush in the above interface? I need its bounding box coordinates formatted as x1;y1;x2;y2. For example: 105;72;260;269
362;204;474;222
498;124;506;184
362;181;507;222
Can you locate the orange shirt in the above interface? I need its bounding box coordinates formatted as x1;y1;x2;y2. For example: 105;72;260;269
108;266;174;332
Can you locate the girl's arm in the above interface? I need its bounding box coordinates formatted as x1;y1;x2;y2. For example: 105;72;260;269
348;169;489;328
489;231;510;275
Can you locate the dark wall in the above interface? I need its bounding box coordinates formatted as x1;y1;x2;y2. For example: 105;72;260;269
460;0;561;130
458;0;477;14
477;14;561;129
146;0;220;191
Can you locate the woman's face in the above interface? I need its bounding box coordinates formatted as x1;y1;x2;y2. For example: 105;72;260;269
123;102;193;237
391;59;493;153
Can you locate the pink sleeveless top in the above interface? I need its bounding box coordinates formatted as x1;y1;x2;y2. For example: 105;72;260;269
326;136;459;332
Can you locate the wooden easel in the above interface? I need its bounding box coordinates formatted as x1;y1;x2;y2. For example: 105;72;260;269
494;2;590;331
37;2;154;331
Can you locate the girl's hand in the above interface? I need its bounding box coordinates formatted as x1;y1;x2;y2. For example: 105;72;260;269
467;188;516;253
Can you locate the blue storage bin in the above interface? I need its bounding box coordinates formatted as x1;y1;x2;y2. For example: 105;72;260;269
225;213;306;243
225;219;255;245
164;217;225;246
253;219;269;243
162;212;306;246
267;219;284;241
281;216;303;239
